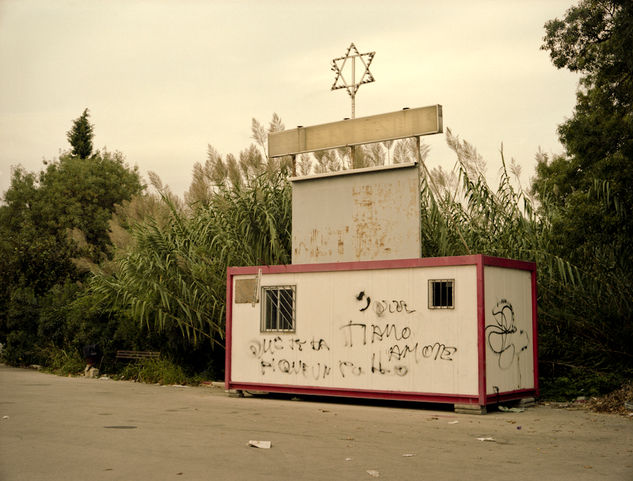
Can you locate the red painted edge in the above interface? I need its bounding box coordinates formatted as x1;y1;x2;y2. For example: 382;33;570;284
227;382;479;404
480;255;536;272
228;254;536;277
531;269;540;397
224;268;233;390
226;381;537;406
229;255;476;276
476;255;487;406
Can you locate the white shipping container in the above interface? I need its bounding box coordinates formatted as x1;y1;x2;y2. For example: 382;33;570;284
225;255;538;409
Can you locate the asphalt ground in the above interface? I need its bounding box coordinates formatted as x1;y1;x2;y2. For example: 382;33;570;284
1;364;632;481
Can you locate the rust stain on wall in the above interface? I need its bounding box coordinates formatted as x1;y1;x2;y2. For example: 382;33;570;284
352;182;396;261
299;227;350;261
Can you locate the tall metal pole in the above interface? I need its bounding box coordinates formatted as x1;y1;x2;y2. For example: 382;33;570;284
331;43;374;168
351;56;356;119
350;55;356;165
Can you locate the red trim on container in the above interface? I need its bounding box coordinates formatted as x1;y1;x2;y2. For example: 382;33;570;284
228;254;486;277
531;269;540;397
224;268;233;390
228;255;536;278
476;255;487;406
226;382;479;405
481;255;536;272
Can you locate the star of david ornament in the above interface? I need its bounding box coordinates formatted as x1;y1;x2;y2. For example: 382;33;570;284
331;43;375;118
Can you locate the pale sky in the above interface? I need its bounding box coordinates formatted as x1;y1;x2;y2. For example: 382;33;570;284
0;0;578;198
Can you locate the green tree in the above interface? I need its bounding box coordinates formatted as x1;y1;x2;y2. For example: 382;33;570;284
532;0;633;388
0;167;79;295
39;150;144;262
536;0;633;267
0;113;143;366
67;108;94;159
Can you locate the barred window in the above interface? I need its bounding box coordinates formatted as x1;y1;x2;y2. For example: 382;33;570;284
428;279;454;309
261;286;296;332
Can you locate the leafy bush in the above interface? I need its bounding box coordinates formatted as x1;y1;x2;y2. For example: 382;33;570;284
539;368;630;401
118;358;189;385
43;346;85;376
2;330;42;366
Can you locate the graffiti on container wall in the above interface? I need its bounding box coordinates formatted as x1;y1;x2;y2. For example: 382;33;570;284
258;358;333;381
355;291;416;316
246;289;458;381
387;342;457;362
249;336;332;379
485;299;529;370
339;321;412;346
248;336;330;359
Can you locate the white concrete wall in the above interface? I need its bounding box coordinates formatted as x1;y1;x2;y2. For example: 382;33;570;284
230;265;479;396
484;266;534;394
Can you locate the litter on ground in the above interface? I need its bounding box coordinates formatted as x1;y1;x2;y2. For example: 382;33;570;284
498;406;525;413
248;440;271;449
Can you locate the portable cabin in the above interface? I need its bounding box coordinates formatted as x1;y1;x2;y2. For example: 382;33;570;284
225;150;538;413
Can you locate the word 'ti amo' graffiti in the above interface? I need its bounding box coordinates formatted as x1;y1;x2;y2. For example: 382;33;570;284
345;291;457;376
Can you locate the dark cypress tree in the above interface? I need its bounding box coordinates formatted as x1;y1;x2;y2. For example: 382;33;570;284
66;108;94;159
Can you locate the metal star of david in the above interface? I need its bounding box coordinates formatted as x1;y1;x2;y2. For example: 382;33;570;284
331;43;375;97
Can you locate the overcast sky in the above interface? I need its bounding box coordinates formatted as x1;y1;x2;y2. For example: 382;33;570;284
0;0;578;198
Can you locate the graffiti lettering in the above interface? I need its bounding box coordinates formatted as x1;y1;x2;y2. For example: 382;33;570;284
339;361;363;378
356;291;416;315
387;343;418;361
387;342;457;362
372;323;411;343
421;342;457;361
340;321;412;347
250;336;330;358
260;358;331;380
375;300;416;316
249;337;283;359
371;352;408;376
310;338;330;351
259;358;274;374
356;291;371;311
278;359;306;375
486;300;529;370
313;363;332;380
289;338;306;351
247;289;461;383
339;321;367;347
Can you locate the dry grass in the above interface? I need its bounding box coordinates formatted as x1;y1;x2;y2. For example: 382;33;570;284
587;382;633;415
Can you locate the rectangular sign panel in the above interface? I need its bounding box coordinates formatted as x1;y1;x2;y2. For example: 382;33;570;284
291;163;420;264
268;104;443;158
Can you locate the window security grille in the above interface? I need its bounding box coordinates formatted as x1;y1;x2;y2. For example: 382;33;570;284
261;286;296;332
428;279;455;309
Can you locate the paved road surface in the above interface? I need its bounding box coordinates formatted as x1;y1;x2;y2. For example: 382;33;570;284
1;364;632;480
